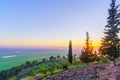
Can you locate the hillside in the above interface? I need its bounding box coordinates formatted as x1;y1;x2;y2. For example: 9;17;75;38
41;60;120;80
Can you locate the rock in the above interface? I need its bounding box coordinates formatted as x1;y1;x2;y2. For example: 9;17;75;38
42;78;46;80
116;75;120;80
44;60;120;80
35;76;42;80
99;66;105;70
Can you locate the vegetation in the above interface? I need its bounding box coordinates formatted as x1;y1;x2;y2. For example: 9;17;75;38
0;53;87;80
0;0;120;80
80;32;97;63
68;40;73;64
29;69;36;77
100;0;120;66
0;60;39;80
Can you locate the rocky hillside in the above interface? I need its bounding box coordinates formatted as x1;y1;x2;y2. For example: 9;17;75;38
44;61;120;80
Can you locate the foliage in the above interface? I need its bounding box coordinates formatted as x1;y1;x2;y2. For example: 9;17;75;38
57;55;60;60
53;69;61;74
80;32;97;63
62;63;69;70
37;64;48;74
28;69;36;77
101;55;108;63
56;64;63;70
48;67;54;74
68;40;73;64
8;76;16;80
0;60;41;80
49;56;55;61
100;0;120;66
0;55;86;80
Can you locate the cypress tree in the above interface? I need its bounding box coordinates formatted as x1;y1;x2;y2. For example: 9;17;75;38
68;40;73;64
100;0;120;66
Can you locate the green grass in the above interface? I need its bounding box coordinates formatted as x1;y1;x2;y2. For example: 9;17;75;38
6;57;88;80
0;52;66;71
31;60;86;78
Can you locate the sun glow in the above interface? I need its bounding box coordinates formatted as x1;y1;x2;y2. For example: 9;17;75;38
0;40;101;48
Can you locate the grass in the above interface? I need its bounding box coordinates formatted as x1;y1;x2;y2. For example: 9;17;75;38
33;60;86;78
8;59;87;80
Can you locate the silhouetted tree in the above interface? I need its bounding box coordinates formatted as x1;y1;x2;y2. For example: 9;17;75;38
25;61;32;68
41;58;46;63
14;66;22;75
68;40;73;64
80;32;97;63
32;60;38;66
57;55;60;60
100;0;120;66
49;56;55;61
73;54;77;61
62;56;66;60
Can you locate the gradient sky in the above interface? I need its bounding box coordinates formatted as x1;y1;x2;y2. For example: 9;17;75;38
0;0;120;47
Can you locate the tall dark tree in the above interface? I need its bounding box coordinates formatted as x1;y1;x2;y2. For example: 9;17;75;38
68;40;73;64
100;0;120;66
80;32;97;63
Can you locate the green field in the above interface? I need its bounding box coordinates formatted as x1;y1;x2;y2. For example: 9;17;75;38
0;52;66;71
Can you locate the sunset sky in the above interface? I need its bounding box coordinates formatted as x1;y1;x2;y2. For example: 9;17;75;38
0;0;120;48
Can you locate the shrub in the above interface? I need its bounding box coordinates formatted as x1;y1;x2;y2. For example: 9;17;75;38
28;69;36;77
48;67;54;75
37;64;48;74
53;69;61;74
101;55;108;63
62;64;68;70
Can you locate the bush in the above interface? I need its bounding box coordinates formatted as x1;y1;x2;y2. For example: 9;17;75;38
101;55;108;63
53;69;61;74
56;64;62;70
28;69;36;77
62;64;68;70
45;71;51;77
37;64;48;74
48;67;54;75
80;50;97;63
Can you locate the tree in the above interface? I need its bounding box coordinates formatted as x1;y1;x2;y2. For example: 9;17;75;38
14;66;22;75
80;32;97;63
41;58;46;63
57;55;60;60
49;56;55;61
100;0;120;66
68;40;73;64
25;61;32;68
32;60;38;66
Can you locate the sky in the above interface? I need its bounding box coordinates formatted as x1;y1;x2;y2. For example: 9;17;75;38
0;0;120;48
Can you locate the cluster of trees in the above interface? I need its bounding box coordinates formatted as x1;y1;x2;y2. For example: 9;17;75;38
0;60;39;80
0;55;67;80
68;0;120;65
68;32;98;64
0;0;120;80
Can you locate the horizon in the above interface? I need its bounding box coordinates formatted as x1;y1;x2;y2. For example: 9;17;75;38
0;0;120;48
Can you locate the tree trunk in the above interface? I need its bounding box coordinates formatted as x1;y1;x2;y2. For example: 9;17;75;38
114;59;116;66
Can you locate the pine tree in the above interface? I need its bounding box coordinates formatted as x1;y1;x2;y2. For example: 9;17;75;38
100;0;120;66
68;40;73;64
80;32;97;63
